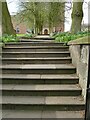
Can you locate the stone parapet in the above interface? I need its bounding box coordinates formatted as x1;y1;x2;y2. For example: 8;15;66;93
68;36;90;101
68;36;90;45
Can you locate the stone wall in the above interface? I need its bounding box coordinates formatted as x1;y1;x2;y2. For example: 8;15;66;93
68;36;90;101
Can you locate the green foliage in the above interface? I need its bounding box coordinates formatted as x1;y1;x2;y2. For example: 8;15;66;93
17;2;64;34
0;34;19;43
25;33;33;38
16;33;36;38
18;2;48;34
48;2;64;30
54;31;90;43
16;34;26;37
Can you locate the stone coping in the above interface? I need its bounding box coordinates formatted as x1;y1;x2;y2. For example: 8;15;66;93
68;36;90;45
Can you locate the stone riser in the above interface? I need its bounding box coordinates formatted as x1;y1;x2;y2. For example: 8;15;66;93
20;37;54;40
2;78;79;84
4;42;65;47
2;90;81;96
2;53;70;58
2;59;72;64
2;48;69;52
2;104;85;111
2;69;76;74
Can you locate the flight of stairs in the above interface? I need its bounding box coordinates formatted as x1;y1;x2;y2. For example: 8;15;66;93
1;38;85;119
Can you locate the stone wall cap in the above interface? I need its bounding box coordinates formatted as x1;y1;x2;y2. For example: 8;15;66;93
68;36;90;45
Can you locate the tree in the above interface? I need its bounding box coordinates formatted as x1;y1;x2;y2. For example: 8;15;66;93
71;1;83;34
0;2;2;36
18;2;47;34
1;1;16;35
17;2;65;34
48;2;65;33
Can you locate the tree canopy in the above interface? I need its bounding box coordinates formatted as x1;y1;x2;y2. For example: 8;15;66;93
0;1;85;35
16;2;65;34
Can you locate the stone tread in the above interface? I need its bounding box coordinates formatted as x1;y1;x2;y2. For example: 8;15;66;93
2;96;85;105
2;110;85;118
2;51;70;53
20;40;55;42
1;84;81;91
2;57;72;60
5;42;65;45
1;74;79;79
1;64;75;69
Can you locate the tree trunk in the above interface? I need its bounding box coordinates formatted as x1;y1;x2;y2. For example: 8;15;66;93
0;2;2;35
71;1;83;34
2;2;16;35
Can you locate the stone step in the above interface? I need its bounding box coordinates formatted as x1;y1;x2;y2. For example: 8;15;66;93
20;37;55;40
20;39;55;42
3;46;69;49
2;110;85;119
2;51;70;58
2;96;85;111
2;46;69;52
1;39;85;119
4;42;66;47
2;74;79;84
2;57;72;64
1;64;76;74
2;84;81;96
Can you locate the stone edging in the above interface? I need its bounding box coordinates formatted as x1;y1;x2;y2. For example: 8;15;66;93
68;36;90;45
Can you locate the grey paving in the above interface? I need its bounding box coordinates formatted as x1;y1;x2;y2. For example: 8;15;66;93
42;111;85;118
2;110;84;118
2;73;79;79
2;57;71;60
1;64;76;69
45;96;85;105
2;96;45;104
41;74;79;79
2;74;41;79
1;84;81;91
2;96;85;105
2;110;42;118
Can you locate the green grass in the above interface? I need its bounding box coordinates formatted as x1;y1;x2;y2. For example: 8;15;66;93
53;31;90;43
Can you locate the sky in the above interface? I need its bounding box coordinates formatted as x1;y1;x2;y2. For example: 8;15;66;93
6;0;90;32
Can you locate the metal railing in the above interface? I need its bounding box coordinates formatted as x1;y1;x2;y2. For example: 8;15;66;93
85;45;90;120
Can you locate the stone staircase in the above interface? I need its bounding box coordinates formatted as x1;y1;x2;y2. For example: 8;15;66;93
1;38;85;119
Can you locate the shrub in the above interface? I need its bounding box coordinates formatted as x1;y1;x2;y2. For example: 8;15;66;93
0;34;19;43
54;31;90;43
25;33;33;38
